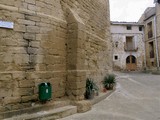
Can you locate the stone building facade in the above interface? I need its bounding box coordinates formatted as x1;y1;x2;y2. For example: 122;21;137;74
0;0;112;115
139;1;160;70
111;22;145;71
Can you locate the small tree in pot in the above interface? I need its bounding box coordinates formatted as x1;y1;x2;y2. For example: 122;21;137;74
103;74;116;90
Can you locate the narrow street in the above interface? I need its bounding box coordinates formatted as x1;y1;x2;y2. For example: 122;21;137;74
59;72;160;120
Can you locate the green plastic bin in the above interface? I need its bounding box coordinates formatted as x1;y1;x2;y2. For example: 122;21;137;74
39;82;52;101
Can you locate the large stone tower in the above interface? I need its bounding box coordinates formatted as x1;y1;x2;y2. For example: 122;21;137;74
0;0;112;115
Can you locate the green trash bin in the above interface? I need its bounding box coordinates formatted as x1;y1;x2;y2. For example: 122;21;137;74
39;82;52;101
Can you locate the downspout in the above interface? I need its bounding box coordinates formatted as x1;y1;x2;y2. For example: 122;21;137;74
154;16;160;70
142;29;147;69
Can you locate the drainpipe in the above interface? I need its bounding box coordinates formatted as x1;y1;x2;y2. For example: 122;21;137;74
142;30;147;69
154;16;160;70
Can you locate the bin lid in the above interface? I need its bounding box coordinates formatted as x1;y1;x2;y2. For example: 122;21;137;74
39;82;51;86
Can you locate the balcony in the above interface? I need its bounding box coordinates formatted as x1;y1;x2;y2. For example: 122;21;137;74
150;50;154;58
148;31;153;38
124;45;138;52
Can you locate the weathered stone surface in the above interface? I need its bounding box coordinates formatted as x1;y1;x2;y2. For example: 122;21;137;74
2;97;21;105
24;33;36;40
26;26;40;33
17;19;35;25
21;95;38;102
13;88;34;96
14;24;26;32
25;0;36;4
71;100;92;113
19;80;35;88
25;15;40;22
0;74;12;81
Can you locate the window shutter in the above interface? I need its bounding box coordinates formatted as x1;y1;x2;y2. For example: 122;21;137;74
133;36;137;49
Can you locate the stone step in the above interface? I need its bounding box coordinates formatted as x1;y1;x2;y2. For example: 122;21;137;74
4;105;77;120
1;99;71;119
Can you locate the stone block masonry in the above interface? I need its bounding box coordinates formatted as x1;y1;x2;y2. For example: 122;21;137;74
0;0;112;116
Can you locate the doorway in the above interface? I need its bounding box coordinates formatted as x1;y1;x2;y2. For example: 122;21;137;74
126;55;137;71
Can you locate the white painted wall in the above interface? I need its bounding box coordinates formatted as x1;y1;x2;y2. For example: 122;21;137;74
111;25;143;34
111;24;145;71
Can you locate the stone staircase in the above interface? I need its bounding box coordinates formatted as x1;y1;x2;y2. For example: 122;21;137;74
2;99;77;120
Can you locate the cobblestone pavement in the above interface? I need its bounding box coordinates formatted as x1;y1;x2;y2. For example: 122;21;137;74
59;72;160;120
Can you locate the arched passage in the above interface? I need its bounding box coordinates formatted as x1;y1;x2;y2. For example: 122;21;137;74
126;55;137;71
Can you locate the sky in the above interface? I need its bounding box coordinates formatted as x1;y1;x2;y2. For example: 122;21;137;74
110;0;155;22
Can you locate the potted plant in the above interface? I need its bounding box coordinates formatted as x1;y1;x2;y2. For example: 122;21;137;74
102;74;116;90
93;81;99;96
103;87;107;93
85;78;99;99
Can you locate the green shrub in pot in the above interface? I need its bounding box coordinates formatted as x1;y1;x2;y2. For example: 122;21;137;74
85;78;99;99
103;74;116;90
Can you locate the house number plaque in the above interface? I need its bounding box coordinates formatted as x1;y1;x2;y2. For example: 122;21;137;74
0;20;14;29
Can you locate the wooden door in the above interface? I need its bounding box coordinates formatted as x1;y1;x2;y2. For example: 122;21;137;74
126;55;137;71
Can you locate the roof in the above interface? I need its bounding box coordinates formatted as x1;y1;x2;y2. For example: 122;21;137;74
111;21;144;26
139;7;156;22
144;7;156;20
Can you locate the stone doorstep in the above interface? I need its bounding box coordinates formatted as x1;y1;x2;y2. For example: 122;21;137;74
4;105;77;120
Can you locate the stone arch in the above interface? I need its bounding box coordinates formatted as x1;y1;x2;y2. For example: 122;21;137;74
126;55;137;71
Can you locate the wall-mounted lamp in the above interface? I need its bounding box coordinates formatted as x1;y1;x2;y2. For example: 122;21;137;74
115;41;118;47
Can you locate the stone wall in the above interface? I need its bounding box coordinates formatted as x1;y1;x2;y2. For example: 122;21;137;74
143;17;156;68
156;3;160;67
141;4;160;69
0;0;111;113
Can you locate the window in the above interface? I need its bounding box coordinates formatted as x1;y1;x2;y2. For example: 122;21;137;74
114;55;118;60
113;55;119;61
125;36;134;50
147;22;153;38
149;41;154;58
127;25;132;30
139;26;142;31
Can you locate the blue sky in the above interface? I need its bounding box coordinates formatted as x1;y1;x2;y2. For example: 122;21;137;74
110;0;155;22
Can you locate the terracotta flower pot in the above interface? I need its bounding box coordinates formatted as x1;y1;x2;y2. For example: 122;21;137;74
103;88;107;92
